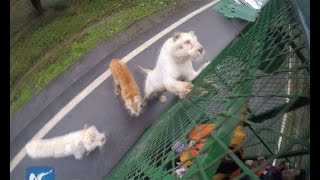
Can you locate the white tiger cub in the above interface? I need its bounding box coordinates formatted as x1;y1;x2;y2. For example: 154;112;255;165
26;124;106;160
138;31;209;106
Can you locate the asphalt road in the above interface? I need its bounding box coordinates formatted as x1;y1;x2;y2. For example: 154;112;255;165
10;1;247;179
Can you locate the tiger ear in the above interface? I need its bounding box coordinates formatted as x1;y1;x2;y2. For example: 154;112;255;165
189;31;195;35
173;32;181;41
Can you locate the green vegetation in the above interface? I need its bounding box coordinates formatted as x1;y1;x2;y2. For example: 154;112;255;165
10;0;180;116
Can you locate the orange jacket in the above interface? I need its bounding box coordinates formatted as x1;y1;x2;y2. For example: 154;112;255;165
180;123;246;167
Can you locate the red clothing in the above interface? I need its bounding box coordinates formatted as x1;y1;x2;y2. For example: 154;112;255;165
256;166;271;176
229;168;241;179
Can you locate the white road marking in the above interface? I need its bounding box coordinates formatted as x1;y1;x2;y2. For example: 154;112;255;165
10;0;220;173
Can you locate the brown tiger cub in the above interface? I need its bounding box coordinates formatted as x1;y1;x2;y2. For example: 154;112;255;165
109;59;142;117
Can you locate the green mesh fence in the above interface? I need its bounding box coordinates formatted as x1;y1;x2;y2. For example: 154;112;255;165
105;0;310;179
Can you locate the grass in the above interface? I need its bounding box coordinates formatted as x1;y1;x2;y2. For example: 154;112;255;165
10;0;181;116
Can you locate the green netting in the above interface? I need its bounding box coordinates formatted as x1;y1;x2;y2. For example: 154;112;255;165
105;0;310;179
